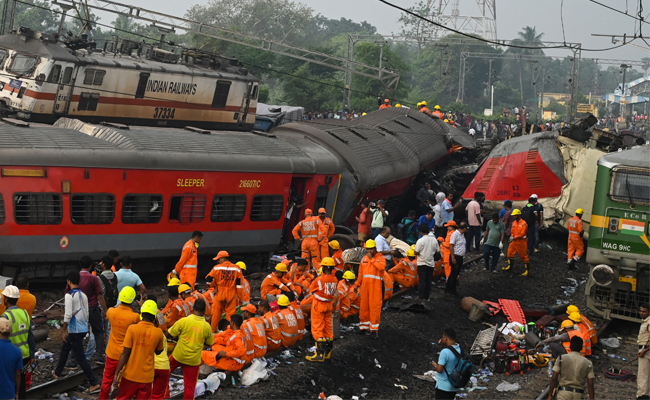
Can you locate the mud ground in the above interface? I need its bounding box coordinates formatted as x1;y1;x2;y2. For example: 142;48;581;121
29;233;641;399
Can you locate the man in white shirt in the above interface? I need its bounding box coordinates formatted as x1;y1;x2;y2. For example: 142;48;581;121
371;200;389;238
414;224;441;302
445;222;468;295
375;227;397;267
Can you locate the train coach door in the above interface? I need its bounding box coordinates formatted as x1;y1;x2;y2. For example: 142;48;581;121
53;64;76;115
238;82;254;127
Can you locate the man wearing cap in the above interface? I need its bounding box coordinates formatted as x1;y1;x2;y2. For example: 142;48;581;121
0;275;36;318
171;231;203;290
258;301;282;351
261;263;295;302
568;312;592;357
292;209;322;264
242;304;267;359
1;285;35;399
537;320;588;358
329;241;344;276
566;209;585;270
207;251;241;331
235;262;251;304
317;208;336;261
355;239;386;338
99;287;140;400
548;336;595;400
306;258;339;362
274;295;300;348
337;271;356;320
388;250;419;289
414;224;441;301
0;317;23;400
503;209;530;276
112;300;165;400
567;305;598;345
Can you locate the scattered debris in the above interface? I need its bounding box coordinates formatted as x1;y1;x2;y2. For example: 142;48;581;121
394;384;408;390
599;338;621;348
401;363;407;369
496;381;520;392
374;359;381;368
241;359;270;386
359;374;364;380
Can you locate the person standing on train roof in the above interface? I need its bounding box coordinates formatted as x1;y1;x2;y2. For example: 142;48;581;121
171;231;203;290
292;209;322;265
317;208;335;261
115;256;146;306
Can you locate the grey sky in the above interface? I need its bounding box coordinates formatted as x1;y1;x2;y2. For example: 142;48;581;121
134;0;649;67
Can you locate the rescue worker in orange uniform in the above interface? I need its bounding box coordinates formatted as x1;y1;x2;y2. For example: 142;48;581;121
201;314;247;371
235;261;251;304
566;208;585;270
164;284;190;328
502;209;530;276
178;284;195;316
348;283;361;317
317;208;336;260
567;305;598;345
432;105;443;118
383;270;393;300
261;263;295;301
162;277;180;315
568;312;593;356
258;301;282;351
441;222;455;279
241;304;267;359
379;98;392;109
187;290;212;324
292;209;323;265
355;239;386;338
419;100;431;114
306;257;339;362
329;240;344;278
388;250;419;289
537;320;590;358
337;271;355;320
275;295;300;348
288;294;306;340
171;231;202;289
288;258;313;298
202;279;216;309
207;251;241;330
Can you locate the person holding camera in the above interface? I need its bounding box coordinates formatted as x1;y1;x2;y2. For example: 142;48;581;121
370;200;389;239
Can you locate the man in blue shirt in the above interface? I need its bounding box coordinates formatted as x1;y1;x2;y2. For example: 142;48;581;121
441;193;463;226
418;211;436;232
431;327;461;399
115;256;146;305
0;318;23;400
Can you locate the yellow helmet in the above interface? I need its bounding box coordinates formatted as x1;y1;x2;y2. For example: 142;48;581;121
317;267;323;276
236;261;247;271
512;209;522;216
329;240;340;250
395;104;402;107
365;239;376;248
362;113;367;116
321;257;336;267
421;101;427;106
576;208;584;214
407;249;415;257
178;284;192;295
417;102;422;107
561;320;574;329
567;305;580;314
434;105;441;110
410;244;415;250
568;312;582;323
342;271;356;280
277;295;290;307
140;300;158;316
167;277;181;286
119;286;136;304
444;119;449;123
275;263;288;273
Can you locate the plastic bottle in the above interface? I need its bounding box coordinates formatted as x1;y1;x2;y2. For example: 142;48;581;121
547;360;553;377
469;376;478;387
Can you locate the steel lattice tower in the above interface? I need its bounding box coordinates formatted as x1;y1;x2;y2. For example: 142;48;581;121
430;0;497;42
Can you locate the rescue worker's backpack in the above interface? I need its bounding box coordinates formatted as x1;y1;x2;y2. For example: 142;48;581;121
444;346;474;388
520;204;536;227
99;273;119;307
398;218;417;242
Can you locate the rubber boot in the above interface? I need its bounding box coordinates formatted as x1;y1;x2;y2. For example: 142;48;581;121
522;263;529;277
568;259;576;270
323;339;333;360
306;340;325;362
502;258;513;271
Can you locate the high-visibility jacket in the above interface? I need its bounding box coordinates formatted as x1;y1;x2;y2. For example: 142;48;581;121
201;330;246;370
572;324;593;356
348;285;360;316
187;292;212;321
164;298;189;328
261;312;282;351
383;271;394;300
337;280;352;318
420;107;431;114
0;289;38;318
388;259;418;288
318;217;336;260
237;276;251;304
207;261;242;327
510;219;528;240
2;307;30;358
241;326;255;363
432;110;443;118
260;273;293;300
292;216;322;263
356;253;386;332
567;216;583;236
309;273;338;340
174;239;198;288
275;308;299;348
562;329;590;356
288;301;306;340
379;104;392;109
578;315;598;344
242;317;267;359
567;216;585;262
332;249;344;272
289;265;314;297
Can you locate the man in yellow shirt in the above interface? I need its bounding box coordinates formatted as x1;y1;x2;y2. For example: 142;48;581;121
168;298;213;400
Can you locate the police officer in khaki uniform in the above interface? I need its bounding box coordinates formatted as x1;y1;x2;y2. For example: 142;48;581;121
548;336;595;400
638;303;650;400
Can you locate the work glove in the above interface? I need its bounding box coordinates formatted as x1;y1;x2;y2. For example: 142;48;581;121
171;269;178;276
479;238;484;246
499;242;503;250
509;236;513;243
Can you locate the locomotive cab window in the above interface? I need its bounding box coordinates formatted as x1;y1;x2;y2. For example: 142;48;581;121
0;193;5;224
211;195;246;222
13;193;62;225
122;194;163;224
71;194;115;224
211;80;231;108
83;69;106;85
250;195;284;221
610;166;650;206
9;54;37;75
47;65;61;83
0;49;7;69
62;67;73;85
251;84;259;100
169;194;206;223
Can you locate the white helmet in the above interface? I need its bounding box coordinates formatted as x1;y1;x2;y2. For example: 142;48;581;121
1;285;20;299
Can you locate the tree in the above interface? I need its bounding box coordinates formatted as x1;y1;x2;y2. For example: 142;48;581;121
350;42;410;106
398;0;439;56
506;26;545;107
4;0;58;33
280;62;340;110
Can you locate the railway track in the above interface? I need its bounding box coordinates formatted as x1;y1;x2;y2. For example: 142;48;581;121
26;365;104;398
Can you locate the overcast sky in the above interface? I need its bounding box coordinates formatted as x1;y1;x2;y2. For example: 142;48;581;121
134;0;649;67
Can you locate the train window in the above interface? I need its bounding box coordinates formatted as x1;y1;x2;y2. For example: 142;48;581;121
9;54;36;75
0;49;7;68
169;194;206;223
122;194;164;224
13;193;63;225
70;194;115;224
135;73;150;99
610;167;650;206
251;85;258;100
62;67;73;84
83;69;106;86
250;195;284;221
0;194;4;224
314;185;329;210
47;65;61;83
211;195;246;222
78;92;99;111
211;80;231;108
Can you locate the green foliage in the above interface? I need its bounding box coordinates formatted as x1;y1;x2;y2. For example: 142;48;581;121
258;85;270;103
280;63;341;110
8;0;58;32
447;101;473;114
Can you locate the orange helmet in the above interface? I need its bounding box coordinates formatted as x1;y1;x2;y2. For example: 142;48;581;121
305;208;313;216
384;98;390;103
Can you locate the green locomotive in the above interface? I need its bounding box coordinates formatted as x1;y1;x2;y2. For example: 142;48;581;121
585;145;650;322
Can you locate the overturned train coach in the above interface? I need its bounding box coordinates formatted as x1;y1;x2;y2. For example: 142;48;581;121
0;108;473;279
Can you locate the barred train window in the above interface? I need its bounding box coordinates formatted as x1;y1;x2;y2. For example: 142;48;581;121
610;167;650;206
71;194;115;224
83;69;106;85
13;193;62;225
250;195;284;221
0;193;5;224
122;194;163;224
169;194;206;223
211;195;246;222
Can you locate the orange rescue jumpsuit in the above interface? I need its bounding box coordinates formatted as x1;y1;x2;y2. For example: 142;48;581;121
174;239;198;289
337;280;352;319
562;329;590;357
242;318;268;359
201;330;247;371
288;301;306;340
566;216;584;262
383;271;393;300
420;107;431;114
309;273;339;340
441;232;452;278
260;273;293;300
318;217;336;260
348;285;360;317
236;276;251;305
432;110;443;118
388;258;418;288
379;104;392;109
164;298;189;328
289;265;314;297
292;217;322;264
577;315;598;344
355;253;386;333
261;312;282;351
203;288;216;309
207;261;243;331
275;308;300;348
331;249;344;274
187;292;212;322
241;327;255;363
508;219;529;263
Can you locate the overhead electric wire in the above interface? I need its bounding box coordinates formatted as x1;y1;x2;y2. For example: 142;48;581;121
586;0;650;24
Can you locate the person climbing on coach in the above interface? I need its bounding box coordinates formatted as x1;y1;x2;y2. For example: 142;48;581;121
566;208;585;270
502;209;530;276
432;105;443;119
379;98;391;109
292;209;322;265
171;231;202;289
419;101;431;114
317;208;335;261
261;263;295;302
306;257;339;362
207;251;241;331
355;239;386;338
